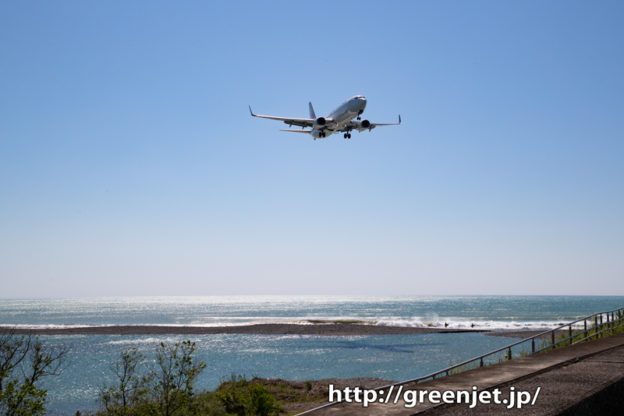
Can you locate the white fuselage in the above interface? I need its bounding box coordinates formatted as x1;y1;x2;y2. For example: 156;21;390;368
311;95;367;138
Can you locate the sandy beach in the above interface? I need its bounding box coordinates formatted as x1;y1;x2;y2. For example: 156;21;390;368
1;323;488;336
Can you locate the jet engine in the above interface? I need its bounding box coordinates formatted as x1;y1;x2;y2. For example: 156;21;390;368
313;117;326;129
360;120;371;129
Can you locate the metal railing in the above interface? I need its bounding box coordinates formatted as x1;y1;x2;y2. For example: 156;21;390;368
297;306;624;415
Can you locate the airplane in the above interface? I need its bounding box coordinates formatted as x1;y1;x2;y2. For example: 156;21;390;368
249;95;401;140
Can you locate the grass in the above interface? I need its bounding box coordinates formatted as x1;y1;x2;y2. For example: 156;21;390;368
440;313;624;378
447;359;481;375
546;314;624;351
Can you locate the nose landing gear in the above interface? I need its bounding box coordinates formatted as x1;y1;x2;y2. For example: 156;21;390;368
343;133;352;139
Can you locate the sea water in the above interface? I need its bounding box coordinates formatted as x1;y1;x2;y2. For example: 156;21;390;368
1;296;623;414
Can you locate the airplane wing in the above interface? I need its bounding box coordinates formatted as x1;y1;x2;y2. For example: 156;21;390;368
280;129;311;134
372;115;402;127
339;115;402;132
249;106;314;128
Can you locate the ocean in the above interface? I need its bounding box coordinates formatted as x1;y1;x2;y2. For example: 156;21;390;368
1;295;623;415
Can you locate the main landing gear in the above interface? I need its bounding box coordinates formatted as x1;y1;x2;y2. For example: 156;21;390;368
343;133;352;139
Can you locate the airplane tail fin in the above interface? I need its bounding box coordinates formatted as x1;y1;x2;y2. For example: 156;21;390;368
309;102;316;119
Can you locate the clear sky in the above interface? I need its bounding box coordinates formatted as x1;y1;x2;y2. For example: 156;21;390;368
1;1;623;297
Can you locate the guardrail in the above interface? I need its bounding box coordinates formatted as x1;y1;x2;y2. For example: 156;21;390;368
297;306;624;415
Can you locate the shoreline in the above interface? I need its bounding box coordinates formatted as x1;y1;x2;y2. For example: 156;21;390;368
0;323;489;336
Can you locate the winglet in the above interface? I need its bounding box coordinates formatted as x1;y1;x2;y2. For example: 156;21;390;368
249;105;256;117
398;115;401;124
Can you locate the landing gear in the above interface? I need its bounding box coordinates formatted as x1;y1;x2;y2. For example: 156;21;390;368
343;133;352;139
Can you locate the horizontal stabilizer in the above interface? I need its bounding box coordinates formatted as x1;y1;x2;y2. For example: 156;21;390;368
281;129;311;134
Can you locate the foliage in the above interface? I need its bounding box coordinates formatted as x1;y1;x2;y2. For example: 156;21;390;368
0;332;66;416
153;340;206;415
99;348;152;415
215;376;280;416
98;340;207;416
97;353;282;416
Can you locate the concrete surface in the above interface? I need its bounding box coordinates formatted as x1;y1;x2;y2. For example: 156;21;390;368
301;332;624;416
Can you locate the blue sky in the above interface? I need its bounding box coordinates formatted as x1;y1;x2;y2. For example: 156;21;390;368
1;1;623;297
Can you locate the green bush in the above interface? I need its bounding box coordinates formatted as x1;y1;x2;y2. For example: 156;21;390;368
98;340;207;416
96;344;283;416
216;376;280;416
0;333;66;416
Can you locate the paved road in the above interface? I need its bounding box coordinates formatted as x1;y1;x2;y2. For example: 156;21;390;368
303;333;624;415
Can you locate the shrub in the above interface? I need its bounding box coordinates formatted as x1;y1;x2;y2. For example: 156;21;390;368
98;340;206;416
216;376;280;416
0;332;66;416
